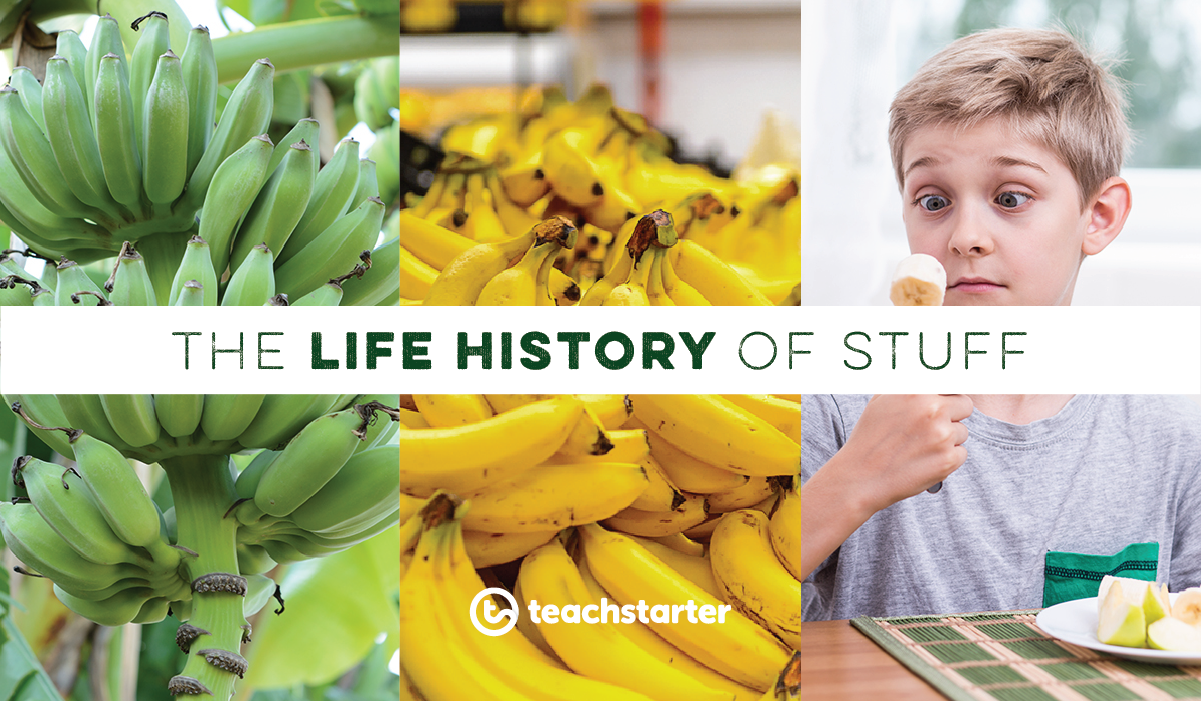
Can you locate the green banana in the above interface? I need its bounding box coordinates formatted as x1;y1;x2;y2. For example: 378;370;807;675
168;235;218;306
220;243;275;306
54;583;155;627
175;279;206;305
8;68;45;133
0;502;150;593
93;53;144;212
6;397;75;459
235;394;343;451
128;12;171;154
289;444;400;535
42;55;115;215
199;394;265;442
275;137;360;266
369;122;400;206
197;135;273;277
236;543;277;576
59;429;167;552
180;25;216;179
348;158;378;211
267;117;319;177
17;457;141;566
253;404;376;517
290;256;371;306
105;242;158;305
154;394;204;438
99;394;161;448
227;140;316;273
0;87;90;216
142;50;189;207
86;15;128;121
55;394;126;448
339;236;400;306
133;596;172;625
54;258;107;307
0;147;105;253
273;197;385;300
182;57;274;213
55;30;90;102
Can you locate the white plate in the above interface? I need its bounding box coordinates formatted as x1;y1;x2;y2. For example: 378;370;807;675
1035;593;1201;666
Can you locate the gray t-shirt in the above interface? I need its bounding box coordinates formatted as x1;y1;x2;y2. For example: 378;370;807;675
801;394;1201;621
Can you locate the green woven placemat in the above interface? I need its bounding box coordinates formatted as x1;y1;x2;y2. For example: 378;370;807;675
851;610;1201;700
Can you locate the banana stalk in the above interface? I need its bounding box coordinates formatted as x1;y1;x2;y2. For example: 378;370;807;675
160;454;250;700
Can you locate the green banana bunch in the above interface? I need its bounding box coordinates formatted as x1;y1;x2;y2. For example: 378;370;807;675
353;56;399;131
0;12;393;306
2;394;403;701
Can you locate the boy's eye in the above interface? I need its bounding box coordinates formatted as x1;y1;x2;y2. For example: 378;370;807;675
917;194;949;212
995;191;1031;208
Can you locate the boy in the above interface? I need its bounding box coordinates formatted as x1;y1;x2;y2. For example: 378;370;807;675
801;28;1201;621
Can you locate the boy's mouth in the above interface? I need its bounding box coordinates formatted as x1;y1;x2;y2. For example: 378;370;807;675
949;277;1004;293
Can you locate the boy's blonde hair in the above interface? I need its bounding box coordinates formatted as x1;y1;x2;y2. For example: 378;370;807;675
889;28;1129;208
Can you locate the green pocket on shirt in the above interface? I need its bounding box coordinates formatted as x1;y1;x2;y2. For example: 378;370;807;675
1042;542;1159;608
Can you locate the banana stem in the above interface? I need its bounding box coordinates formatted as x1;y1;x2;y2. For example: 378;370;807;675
211;14;400;84
161;453;247;701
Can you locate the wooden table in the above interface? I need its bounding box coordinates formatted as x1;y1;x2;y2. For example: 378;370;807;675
801;619;944;700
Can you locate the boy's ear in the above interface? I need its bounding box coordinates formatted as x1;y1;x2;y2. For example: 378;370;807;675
1082;176;1132;256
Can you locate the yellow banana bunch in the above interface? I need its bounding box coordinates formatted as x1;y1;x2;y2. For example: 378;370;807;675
422;216;581;306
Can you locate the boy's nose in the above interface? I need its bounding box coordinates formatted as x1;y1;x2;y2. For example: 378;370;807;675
947;207;995;257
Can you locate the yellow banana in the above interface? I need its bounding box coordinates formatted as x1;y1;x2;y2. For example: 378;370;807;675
630;395;800;477
767;482;801;582
708;477;777;514
627;455;684;512
721;394;802;447
579;523;791;691
397;396;584;495
627;534;723;599
460;462;647;533
517;538;737;701
709;510;803;650
577;556;762;701
669;241;772;306
626;417;748;494
462;528;558;568
604;493;710;538
412;394;493;427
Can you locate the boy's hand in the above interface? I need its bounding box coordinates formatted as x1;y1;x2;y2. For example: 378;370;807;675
836;394;973;513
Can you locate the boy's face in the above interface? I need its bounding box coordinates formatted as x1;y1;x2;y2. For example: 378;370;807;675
899;119;1094;306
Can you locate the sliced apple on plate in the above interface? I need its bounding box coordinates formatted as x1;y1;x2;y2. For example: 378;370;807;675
1098;580;1148;647
1097;575;1171;625
1148;616;1201;652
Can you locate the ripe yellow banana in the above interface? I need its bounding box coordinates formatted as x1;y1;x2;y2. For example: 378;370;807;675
579;523;791;691
627;455;683;512
709;510;803;650
462;528;558;568
627;534;723;599
630;395;800;477
604;493;710;538
625;417;749;494
669;241;772;306
517;537;737;701
397;396;584;494
768;483;802;582
576;556;762;701
412;394;493;427
708;477;777;514
460;462;647;533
